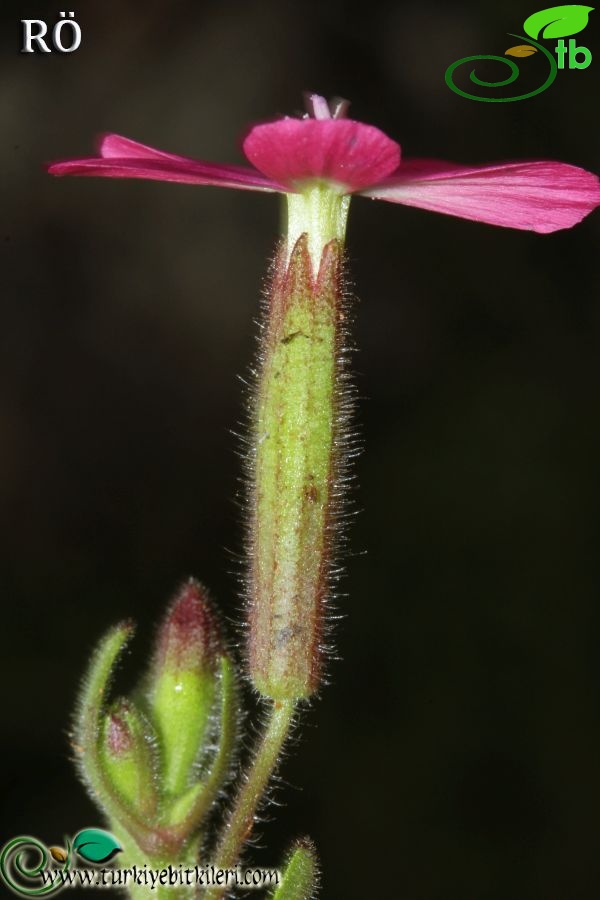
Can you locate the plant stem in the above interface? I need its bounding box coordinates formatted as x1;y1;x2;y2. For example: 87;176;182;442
204;699;295;898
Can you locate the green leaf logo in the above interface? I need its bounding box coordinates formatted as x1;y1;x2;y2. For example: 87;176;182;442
523;5;594;39
72;829;121;864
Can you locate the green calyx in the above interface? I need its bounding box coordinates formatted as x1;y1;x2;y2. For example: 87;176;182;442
101;699;158;818
249;233;345;700
150;665;216;798
286;182;350;268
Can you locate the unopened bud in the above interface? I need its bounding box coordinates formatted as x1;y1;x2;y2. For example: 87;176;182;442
100;698;157;818
248;232;348;700
149;579;221;796
272;837;320;899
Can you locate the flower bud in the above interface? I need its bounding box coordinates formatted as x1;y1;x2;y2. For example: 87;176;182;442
273;837;320;899
248;231;348;700
100;698;158;818
148;579;221;797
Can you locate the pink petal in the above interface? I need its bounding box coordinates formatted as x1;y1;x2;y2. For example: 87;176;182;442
361;159;600;233
243;118;400;192
98;133;177;160
48;134;283;192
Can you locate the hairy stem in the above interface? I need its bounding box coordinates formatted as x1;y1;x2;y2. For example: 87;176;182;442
204;699;295;898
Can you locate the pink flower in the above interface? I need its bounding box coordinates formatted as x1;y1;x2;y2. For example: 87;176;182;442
47;94;600;234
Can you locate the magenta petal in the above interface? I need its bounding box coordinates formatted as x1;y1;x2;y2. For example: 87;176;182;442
97;133;178;160
361;159;600;233
243;118;401;192
48;134;283;192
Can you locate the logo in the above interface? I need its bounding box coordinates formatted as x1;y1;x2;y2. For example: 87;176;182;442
446;5;594;101
0;829;121;896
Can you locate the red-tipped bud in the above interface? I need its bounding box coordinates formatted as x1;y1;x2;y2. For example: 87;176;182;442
105;707;133;757
149;580;221;797
155;578;221;674
100;698;158;818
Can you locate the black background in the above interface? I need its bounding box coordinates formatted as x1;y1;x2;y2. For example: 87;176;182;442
2;1;600;898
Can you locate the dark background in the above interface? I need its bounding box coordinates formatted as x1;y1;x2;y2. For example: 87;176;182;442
2;1;600;897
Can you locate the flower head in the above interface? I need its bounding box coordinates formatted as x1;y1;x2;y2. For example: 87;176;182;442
49;95;600;703
48;92;600;244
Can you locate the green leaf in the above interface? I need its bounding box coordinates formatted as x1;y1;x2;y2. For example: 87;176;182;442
72;829;122;864
523;5;594;40
270;838;319;899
